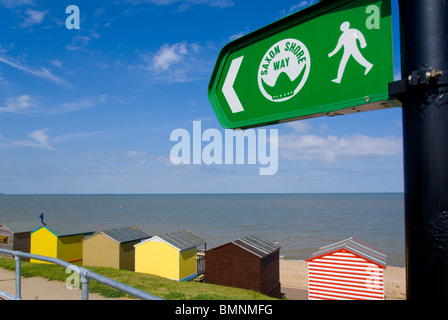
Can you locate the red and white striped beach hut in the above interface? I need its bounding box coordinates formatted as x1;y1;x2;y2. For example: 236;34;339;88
306;237;387;300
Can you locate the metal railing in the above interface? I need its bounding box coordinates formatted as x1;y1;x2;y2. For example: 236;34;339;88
0;248;163;300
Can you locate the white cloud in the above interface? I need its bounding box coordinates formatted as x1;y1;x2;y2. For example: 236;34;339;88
0;55;69;87
51;95;109;114
278;0;318;18
126;150;155;166
290;0;318;13
229;29;249;41
0;74;8;85
129;0;233;12
29;129;50;146
10;128;55;150
152;42;189;71
66;34;101;51
286;121;311;134
125;0;233;8
1;129;103;151
127;150;148;158
141;41;210;82
278;130;402;164
0;94;111;115
0;95;34;114
49;59;63;67
51;131;104;144
19;8;47;28
209;0;233;8
0;0;36;8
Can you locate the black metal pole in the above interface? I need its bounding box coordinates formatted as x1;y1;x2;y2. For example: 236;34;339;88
398;0;448;299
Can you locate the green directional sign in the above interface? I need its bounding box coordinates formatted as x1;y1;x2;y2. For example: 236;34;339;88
208;0;397;129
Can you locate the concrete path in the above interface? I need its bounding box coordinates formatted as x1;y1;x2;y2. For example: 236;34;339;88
0;267;117;300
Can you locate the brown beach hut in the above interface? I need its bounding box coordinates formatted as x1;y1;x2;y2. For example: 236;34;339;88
0;221;42;260
82;226;150;270
205;234;281;298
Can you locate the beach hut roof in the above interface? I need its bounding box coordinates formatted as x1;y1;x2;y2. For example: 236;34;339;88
89;226;150;244
306;237;387;268
136;230;206;251
0;221;42;233
31;222;94;237
231;234;280;258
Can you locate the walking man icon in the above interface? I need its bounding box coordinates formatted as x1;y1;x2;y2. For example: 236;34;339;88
328;21;373;84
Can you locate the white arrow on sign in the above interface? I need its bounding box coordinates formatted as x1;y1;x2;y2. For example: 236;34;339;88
222;56;244;113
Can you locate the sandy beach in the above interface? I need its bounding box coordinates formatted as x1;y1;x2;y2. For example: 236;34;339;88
1;259;406;300
280;259;406;300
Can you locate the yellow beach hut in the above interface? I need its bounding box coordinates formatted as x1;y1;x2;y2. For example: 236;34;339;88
134;230;206;281
30;222;94;266
82;226;150;270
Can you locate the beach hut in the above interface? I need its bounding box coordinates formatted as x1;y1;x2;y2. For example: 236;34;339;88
30;222;94;266
205;234;281;298
134;230;206;281
82;226;150;271
306;237;387;300
0;221;42;260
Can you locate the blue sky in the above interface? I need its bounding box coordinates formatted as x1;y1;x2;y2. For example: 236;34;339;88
0;0;403;194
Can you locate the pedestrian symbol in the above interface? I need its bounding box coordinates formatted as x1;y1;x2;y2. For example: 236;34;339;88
328;21;373;84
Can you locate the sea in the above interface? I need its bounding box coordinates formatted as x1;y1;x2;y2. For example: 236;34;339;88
0;193;405;267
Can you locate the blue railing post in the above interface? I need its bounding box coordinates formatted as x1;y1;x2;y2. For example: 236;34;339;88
14;252;22;300
81;274;89;300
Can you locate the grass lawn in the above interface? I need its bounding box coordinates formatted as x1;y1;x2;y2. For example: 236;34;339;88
0;258;278;300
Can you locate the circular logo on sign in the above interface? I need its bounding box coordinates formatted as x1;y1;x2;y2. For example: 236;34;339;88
258;38;311;102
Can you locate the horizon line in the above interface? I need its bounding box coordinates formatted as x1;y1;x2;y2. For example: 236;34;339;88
0;191;405;196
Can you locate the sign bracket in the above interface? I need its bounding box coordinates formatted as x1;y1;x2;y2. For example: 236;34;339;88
389;67;447;99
